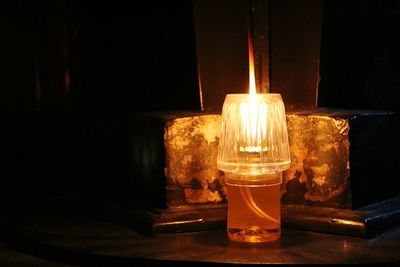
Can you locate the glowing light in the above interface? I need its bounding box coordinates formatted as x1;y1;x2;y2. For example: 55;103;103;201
248;30;256;97
243;30;265;149
217;33;290;176
216;29;291;244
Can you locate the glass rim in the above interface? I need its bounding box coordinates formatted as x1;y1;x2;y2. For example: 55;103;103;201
224;93;283;102
225;93;282;97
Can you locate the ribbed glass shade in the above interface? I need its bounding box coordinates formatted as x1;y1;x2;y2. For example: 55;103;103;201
217;94;291;177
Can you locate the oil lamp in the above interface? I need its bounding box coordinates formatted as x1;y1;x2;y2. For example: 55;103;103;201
217;33;291;243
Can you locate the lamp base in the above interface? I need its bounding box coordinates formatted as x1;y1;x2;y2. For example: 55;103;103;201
228;226;280;243
226;182;281;243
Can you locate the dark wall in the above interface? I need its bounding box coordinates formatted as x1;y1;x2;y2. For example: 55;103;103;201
0;0;200;116
72;1;200;115
0;0;200;201
318;0;400;112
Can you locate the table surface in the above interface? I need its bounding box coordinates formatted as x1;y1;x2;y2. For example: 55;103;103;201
2;213;400;266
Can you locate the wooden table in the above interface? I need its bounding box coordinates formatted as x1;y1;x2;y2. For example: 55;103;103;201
2;214;400;266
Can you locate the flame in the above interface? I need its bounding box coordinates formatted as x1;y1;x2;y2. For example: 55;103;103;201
238;30;267;153
248;30;256;97
248;30;260;143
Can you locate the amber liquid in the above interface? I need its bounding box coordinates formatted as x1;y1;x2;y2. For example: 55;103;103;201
227;182;281;243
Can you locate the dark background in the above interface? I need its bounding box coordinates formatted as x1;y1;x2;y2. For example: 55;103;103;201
1;0;400;203
0;0;200;115
319;0;400;112
0;0;200;203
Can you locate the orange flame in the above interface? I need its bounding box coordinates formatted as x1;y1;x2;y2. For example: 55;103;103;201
246;30;259;142
248;30;256;96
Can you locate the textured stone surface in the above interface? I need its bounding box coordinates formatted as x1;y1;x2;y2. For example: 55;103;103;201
132;109;399;209
282;110;352;208
163;115;225;206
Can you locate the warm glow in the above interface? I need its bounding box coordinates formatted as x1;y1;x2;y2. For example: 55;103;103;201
217;36;291;176
248;30;256;97
218;93;291;175
217;28;290;245
244;30;264;147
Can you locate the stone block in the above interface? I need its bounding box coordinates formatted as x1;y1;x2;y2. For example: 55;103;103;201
129;109;400;210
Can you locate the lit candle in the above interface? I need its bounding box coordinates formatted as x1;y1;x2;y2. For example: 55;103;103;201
217;32;291;243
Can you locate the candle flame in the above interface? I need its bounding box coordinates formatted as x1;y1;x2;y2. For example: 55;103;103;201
247;30;259;142
217;32;291;175
248;30;256;97
238;29;266;154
